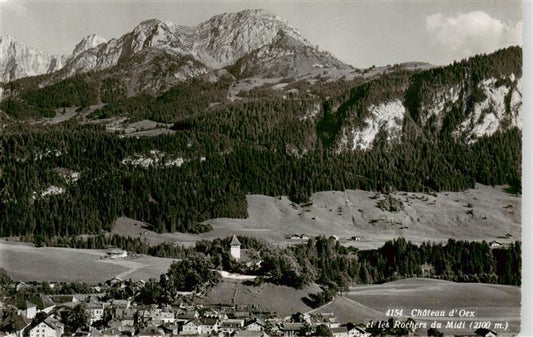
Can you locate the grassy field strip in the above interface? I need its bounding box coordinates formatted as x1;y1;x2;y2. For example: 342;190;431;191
0;242;176;282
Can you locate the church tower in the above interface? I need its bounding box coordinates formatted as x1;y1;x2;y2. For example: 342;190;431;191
230;235;241;260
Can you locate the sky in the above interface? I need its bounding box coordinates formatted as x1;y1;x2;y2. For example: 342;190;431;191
0;0;523;68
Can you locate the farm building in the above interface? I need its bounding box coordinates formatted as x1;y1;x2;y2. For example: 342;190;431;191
106;249;127;259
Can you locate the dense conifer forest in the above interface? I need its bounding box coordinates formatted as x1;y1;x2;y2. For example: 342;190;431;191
0;47;522;238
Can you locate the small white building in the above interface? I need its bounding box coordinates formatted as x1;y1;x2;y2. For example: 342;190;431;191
230;235;241;261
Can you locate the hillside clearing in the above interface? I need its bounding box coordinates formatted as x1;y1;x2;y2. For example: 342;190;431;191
113;184;520;249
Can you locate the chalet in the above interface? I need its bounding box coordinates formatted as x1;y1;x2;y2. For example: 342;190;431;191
199;317;219;334
28;316;64;337
235;331;268;337
106;249;127;259
115;307;135;326
475;329;498;337
101;328;121;337
219;319;245;334
106;319;123;331
176;310;198;324
489;241;503;248
180;320;201;335
233;311;251;319
14;282;30;292
331;327;348;337
110;300;130;309
310;313;339;328
106;277;123;287
89;330;104;337
230;235;241;261
17;295;55;320
138;326;165;337
160;324;180;336
85;300;105;324
72;327;92;337
244;320;265;332
281;323;305;337
159;311;175;324
347;326;369;337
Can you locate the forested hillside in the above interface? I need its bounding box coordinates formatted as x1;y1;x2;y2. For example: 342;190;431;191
0;47;522;238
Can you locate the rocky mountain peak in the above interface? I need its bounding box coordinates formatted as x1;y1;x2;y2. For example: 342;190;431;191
194;9;311;68
0;35;66;83
71;34;107;59
1;9;350;85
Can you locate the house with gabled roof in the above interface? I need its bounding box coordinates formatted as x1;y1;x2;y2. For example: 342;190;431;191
101;328;121;337
219;319;244;334
235;331;268;337
17;295;55;320
180;320;201;335
199;317;219;335
138;326;165;337
85;299;105;324
176;310;198;324
244;319;265;332
281;323;306;337
347;325;368;337
27;316;64;337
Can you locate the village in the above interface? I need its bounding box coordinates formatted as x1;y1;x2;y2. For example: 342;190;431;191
0;235;505;337
0;236;374;337
0;278;372;337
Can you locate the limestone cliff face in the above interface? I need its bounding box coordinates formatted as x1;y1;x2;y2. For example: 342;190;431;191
0;35;66;82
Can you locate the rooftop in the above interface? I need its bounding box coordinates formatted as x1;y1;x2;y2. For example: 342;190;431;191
230;235;241;246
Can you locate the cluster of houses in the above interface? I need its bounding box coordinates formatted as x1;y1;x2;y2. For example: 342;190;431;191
1;283;371;337
0;282;503;337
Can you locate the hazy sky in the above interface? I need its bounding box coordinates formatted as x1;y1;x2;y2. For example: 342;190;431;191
0;0;523;68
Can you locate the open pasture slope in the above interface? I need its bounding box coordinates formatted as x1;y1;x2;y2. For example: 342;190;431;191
320;278;520;335
114;184;520;249
201;279;322;317
0;242;177;283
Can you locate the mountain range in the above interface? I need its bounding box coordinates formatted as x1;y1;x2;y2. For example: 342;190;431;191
0;10;523;150
0;9;350;85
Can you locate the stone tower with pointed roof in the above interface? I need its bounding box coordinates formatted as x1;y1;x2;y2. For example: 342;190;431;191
230;235;241;260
